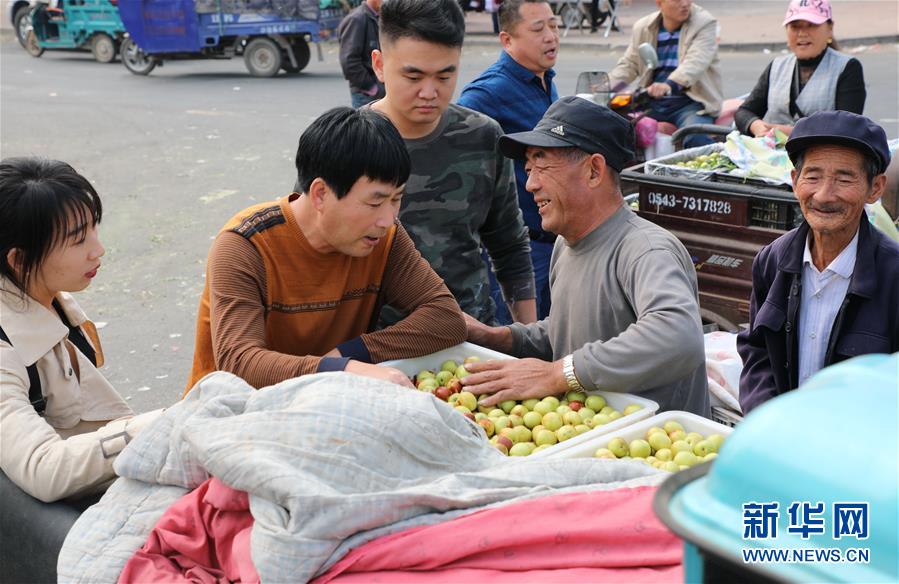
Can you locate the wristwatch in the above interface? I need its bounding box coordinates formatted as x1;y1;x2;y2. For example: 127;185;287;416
562;354;584;392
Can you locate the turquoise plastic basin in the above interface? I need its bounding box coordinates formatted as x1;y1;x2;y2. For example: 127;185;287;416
655;353;898;583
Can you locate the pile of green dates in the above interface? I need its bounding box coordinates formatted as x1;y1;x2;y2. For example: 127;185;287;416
675;152;736;171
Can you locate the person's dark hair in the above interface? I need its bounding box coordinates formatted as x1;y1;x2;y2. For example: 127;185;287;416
379;0;465;47
0;157;102;297
793;147;881;186
499;0;550;33
295;107;411;199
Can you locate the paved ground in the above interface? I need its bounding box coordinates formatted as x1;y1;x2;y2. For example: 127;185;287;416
0;28;897;413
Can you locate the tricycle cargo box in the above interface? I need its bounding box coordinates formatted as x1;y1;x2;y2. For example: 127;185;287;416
653;354;899;584
621;161;802;330
380;342;659;459
624;160;800;231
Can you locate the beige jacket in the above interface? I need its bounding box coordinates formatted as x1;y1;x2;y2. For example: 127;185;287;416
0;286;161;502
609;4;723;116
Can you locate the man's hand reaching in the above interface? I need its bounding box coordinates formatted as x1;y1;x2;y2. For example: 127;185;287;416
461;357;567;407
345;361;415;389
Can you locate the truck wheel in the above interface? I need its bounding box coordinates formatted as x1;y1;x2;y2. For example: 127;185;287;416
244;37;281;77
25;31;44;58
282;38;311;73
121;37;156;75
91;33;116;63
14;4;32;48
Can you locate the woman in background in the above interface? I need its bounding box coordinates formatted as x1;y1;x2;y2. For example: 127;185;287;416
735;0;865;137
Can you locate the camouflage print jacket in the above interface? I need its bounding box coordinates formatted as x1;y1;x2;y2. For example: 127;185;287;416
383;104;535;325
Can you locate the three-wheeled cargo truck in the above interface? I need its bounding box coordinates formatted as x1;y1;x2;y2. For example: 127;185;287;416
117;0;344;77
25;0;125;63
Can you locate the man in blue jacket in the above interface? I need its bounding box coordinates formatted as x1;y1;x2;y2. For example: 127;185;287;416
738;111;899;414
458;0;559;323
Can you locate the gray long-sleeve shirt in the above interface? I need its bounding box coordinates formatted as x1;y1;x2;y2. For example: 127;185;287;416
509;205;709;416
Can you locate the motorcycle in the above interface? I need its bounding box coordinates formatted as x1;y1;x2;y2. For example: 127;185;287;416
575;43;742;158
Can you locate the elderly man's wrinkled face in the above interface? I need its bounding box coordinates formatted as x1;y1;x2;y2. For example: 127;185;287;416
793;145;883;241
524;147;589;238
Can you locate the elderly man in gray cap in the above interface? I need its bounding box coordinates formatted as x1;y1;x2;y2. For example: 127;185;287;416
739;110;899;414
462;95;709;416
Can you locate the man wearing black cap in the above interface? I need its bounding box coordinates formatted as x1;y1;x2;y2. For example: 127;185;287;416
738;110;899;415
461;96;709;416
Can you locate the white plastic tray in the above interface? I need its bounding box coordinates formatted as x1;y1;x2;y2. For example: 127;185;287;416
380;342;659;458
379;341;513;374
543;410;733;459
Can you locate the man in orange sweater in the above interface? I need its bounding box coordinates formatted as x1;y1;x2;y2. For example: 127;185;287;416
186;107;467;392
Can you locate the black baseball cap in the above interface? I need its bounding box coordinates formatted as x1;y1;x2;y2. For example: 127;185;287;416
786;110;891;174
498;95;635;172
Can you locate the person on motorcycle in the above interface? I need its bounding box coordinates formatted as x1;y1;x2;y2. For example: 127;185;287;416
609;0;722;149
735;0;866;138
0;158;162;503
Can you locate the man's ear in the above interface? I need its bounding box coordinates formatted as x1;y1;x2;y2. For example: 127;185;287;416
588;153;607;187
865;174;887;205
308;178;331;212
499;30;512;51
372;49;385;83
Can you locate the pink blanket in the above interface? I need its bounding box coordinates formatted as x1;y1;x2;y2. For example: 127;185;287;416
121;481;681;583
119;477;259;584
314;486;682;583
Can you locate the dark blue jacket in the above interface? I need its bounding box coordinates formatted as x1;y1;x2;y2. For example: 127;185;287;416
737;217;899;414
458;51;558;241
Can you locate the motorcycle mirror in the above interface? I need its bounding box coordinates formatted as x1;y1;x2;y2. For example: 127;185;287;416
637;43;659;70
575;71;611;104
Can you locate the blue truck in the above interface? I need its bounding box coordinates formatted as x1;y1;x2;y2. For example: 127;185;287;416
118;0;346;76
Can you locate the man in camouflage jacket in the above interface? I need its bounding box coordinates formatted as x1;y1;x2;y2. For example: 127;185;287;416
372;0;536;326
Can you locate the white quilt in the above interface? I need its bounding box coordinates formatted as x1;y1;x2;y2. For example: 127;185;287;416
59;371;665;583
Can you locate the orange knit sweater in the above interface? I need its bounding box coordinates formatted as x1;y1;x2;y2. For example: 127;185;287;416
186;195;466;392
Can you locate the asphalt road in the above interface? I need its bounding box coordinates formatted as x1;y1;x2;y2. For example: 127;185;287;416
1;39;897;412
